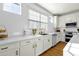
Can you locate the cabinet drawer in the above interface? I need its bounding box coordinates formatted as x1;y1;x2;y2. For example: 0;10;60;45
20;39;34;46
0;42;19;53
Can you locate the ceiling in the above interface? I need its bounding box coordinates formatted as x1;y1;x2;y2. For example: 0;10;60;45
38;3;79;15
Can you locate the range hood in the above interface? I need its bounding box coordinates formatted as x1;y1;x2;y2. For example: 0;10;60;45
66;22;77;27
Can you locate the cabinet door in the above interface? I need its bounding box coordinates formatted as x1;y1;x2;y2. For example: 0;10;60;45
35;37;43;56
20;43;34;56
56;35;59;44
43;35;53;51
56;33;61;43
61;33;65;42
48;35;52;48
0;42;19;56
43;35;49;51
0;49;19;56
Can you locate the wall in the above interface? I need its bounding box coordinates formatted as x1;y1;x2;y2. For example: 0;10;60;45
0;3;53;37
0;3;29;37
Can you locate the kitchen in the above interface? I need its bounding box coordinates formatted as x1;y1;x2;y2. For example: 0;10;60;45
0;3;79;56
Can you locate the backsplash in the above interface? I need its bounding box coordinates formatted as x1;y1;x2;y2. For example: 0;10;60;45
23;28;48;36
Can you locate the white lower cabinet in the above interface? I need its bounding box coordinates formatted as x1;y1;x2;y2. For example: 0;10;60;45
20;37;44;56
56;32;61;44
20;35;52;56
0;35;53;56
20;44;35;56
43;35;49;51
48;35;53;48
52;34;57;46
43;35;52;51
20;39;35;56
0;42;19;56
0;48;19;56
35;37;43;56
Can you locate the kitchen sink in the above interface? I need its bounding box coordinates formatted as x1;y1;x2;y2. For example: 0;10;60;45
40;33;48;35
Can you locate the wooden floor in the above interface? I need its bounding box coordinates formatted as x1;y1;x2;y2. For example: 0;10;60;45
40;41;66;56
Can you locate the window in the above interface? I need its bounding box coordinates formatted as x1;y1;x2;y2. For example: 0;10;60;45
40;15;48;30
53;16;57;28
29;10;40;21
3;3;21;15
49;16;53;23
41;23;48;29
41;15;48;23
29;20;40;29
28;9;49;31
29;10;40;29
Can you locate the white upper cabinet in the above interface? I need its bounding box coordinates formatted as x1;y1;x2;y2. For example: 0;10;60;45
59;15;78;27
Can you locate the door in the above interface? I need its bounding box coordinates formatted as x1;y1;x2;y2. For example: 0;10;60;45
20;43;34;56
35;37;43;56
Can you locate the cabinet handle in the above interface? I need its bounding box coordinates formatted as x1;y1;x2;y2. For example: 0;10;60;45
48;39;50;42
1;47;8;50
16;50;18;55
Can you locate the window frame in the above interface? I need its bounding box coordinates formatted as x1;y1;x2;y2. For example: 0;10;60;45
28;10;41;29
3;3;21;15
28;9;49;30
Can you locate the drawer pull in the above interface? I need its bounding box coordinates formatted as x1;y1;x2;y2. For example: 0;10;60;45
1;47;8;50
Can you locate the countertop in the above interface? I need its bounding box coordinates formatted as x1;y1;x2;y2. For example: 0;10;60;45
64;33;79;56
0;35;42;45
0;33;55;45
